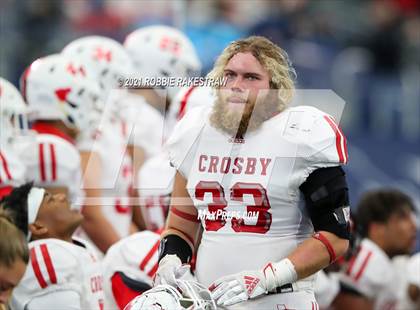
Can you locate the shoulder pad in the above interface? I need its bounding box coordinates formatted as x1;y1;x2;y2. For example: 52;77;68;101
342;239;392;299
11;239;82;308
0;147;26;187
36;135;81;170
103;231;160;283
283;106;349;183
165;106;209;175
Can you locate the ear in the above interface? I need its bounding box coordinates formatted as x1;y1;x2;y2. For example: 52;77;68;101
29;221;48;237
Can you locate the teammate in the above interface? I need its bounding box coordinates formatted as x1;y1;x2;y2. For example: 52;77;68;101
137;152;175;231
123;24;201;104
155;36;351;309
102;230;161;309
138;86;215;231
391;253;420;310
123;25;202;229
0;78;28;199
165;86;215;138
406;253;420;308
122;25;202;153
1;183;104;310
314;269;340;309
17;54;100;204
62;36;138;252
335;189;417;310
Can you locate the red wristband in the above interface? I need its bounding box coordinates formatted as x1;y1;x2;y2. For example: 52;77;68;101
312;232;337;264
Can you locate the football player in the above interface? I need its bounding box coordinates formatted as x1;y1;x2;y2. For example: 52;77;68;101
2;183;104;309
406;253;420;308
123;25;202;155
123;25;202;229
155;36;351;309
391;253;420;310
137;152;174;231
335;189;417;310
166;86;215;139
0;78;28;199
314;269;340;309
62;36;139;252
123;24;201;109
17;54;99;203
138;86;215;231
102;230;161;309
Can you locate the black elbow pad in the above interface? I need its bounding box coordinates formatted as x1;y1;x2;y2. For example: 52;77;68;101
300;166;351;239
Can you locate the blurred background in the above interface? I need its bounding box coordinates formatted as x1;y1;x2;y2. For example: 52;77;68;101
1;0;419;228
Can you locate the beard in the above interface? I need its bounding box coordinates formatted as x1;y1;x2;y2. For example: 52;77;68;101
210;89;282;138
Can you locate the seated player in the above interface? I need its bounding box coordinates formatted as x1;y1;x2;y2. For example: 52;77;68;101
138;86;215;232
407;253;420;307
17;54;100;202
400;253;420;309
335;189;417;310
314;269;340;309
102;230;161;309
1;183;104;310
63;36;137;252
137;152;174;231
0;77;28;199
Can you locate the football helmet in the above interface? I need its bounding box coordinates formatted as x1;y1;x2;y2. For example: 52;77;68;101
0;77;29;143
124;25;201;98
124;280;216;310
20;54;102;131
62;36;134;94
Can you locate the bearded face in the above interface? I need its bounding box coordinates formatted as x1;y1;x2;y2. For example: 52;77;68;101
210;88;279;138
209;52;280;138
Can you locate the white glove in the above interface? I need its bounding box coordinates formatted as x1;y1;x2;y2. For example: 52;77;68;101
209;270;269;307
210;259;297;307
153;254;191;287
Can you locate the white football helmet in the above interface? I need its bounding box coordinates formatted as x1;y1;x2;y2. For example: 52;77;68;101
20;54;102;131
62;36;134;94
124;25;201;98
0;77;29;143
124;280;216;310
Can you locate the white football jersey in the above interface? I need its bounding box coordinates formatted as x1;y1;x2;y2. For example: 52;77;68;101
166;105;348;306
77;117;134;239
391;253;420;310
11;238;104;310
407;253;420;287
166;86;215;137
339;238;398;310
138;152;175;231
117;92;164;158
102;231;160;309
392;255;416;310
314;270;340;308
0;142;26;196
14;125;83;204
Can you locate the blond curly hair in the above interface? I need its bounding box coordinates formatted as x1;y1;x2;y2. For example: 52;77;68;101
207;36;296;109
